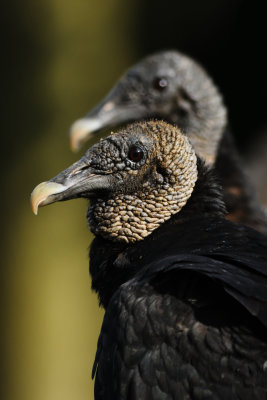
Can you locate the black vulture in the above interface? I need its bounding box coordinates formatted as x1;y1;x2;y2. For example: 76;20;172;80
31;121;267;399
69;50;267;234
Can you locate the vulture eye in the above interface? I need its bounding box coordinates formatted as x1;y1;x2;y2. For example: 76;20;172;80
128;146;144;162
152;77;168;91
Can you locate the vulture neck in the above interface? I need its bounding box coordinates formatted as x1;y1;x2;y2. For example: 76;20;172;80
174;78;227;166
160;52;227;165
89;159;226;308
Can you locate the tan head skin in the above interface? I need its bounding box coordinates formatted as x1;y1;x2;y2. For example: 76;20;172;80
31;121;198;243
88;121;198;242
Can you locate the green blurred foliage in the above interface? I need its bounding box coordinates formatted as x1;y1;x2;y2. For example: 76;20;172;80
2;1;138;399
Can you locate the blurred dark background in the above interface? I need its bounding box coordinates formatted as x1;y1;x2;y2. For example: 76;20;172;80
1;1;266;399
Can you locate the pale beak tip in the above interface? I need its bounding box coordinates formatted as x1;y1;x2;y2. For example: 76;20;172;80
30;184;44;215
69;118;102;152
30;195;39;215
32;204;39;215
30;181;68;215
69;135;81;153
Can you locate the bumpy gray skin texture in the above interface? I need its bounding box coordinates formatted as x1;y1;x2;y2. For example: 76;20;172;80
36;121;197;243
86;121;197;243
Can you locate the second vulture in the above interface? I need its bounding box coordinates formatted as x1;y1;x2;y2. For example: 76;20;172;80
70;50;267;234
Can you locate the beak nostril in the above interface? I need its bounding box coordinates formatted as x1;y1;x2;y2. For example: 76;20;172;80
80;165;90;171
72;165;90;176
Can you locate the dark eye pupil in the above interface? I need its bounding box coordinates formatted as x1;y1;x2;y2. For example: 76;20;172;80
153;77;168;91
128;146;144;162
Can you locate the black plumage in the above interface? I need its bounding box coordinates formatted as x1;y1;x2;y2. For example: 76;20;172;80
31;121;267;399
70;50;267;234
90;163;267;400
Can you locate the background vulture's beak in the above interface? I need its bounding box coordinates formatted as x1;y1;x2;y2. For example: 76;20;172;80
69;117;104;152
69;86;150;152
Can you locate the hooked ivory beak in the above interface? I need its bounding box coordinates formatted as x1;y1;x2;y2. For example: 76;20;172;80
30;182;68;215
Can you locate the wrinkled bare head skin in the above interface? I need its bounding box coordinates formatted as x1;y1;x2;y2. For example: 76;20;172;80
32;121;198;243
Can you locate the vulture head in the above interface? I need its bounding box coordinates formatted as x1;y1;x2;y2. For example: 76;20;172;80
31;121;198;243
70;51;227;164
